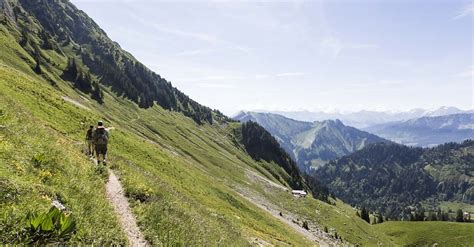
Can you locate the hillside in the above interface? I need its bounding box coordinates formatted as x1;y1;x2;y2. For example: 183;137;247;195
235;111;389;171
1;0;473;245
0;0;361;245
315;141;474;219
364;113;474;147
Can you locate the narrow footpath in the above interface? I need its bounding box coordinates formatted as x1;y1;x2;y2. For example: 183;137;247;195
105;169;148;246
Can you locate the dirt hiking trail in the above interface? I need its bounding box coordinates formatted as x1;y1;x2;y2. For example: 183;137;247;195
106;168;148;247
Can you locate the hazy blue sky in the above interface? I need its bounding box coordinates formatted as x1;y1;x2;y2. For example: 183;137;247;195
72;0;473;115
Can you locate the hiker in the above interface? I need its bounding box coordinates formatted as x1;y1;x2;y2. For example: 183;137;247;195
85;125;95;157
93;120;109;165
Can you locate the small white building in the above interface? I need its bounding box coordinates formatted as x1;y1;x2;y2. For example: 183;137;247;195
292;190;307;198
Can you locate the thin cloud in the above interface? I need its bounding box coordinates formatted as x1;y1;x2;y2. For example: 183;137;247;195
320;36;378;57
453;3;474;20
127;12;219;44
178;72;307;82
177;75;246;83
255;74;270;79
320;37;343;57
347;80;406;87
454;67;474;78
175;49;216;57
276;72;305;77
197;83;236;89
127;12;253;55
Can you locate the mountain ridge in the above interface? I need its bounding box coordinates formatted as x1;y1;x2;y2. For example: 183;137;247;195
261;106;473;128
235;111;390;171
364;113;474;147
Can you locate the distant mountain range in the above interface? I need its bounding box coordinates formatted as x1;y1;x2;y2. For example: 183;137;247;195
364;113;474;147
268;106;473;128
315;140;474;219
234;111;389;171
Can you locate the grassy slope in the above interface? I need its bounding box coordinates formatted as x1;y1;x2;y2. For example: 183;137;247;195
1;14;474;246
374;221;474;246
0;53;126;247
0;24;312;245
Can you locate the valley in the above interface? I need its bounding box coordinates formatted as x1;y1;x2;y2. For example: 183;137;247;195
0;0;473;246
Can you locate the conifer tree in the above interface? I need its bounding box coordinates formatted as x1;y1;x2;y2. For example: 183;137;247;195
360;207;370;223
34;57;41;74
377;212;384;224
456;209;464;222
91;81;104;104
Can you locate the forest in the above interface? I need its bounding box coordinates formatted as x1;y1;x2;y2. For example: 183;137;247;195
316;140;474;219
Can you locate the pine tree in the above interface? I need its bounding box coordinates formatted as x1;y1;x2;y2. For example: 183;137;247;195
360;207;370;223
456;209;464;222
91;81;104;104
64;57;78;80
441;211;449;221
34;57;41;74
409;212;415;221
428;211;437;221
377;212;384;224
436;208;442;220
418;208;425;221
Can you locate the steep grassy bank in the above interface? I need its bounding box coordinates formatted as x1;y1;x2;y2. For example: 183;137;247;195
0;66;126;244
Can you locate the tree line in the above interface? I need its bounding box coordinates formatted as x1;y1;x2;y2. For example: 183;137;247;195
356;206;472;224
239;121;330;202
13;0;232;124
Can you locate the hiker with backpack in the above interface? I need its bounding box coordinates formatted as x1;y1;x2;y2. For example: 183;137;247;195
85;125;94;157
93;120;109;165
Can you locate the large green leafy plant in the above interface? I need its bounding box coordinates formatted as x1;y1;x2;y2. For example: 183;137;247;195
25;206;76;244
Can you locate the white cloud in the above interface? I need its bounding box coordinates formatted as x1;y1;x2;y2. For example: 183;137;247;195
177;72;306;82
177;75;246;83
348;80;407;87
255;74;270;79
126;12;254;55
196;83;236;89
320;37;343;57
453;3;474;20
276;72;305;77
319;36;378;57
454;66;474;78
175;49;216;57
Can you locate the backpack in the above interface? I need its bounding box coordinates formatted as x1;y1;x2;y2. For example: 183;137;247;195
86;129;93;140
94;128;108;145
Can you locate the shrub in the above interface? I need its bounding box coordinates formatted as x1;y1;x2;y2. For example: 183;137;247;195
24;206;76;244
0;179;20;202
32;153;49;168
39;170;53;183
126;185;153;202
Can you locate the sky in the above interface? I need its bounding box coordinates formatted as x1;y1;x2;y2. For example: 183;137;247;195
71;0;473;115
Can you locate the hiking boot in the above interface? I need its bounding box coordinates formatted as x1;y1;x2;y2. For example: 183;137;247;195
103;160;107;166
